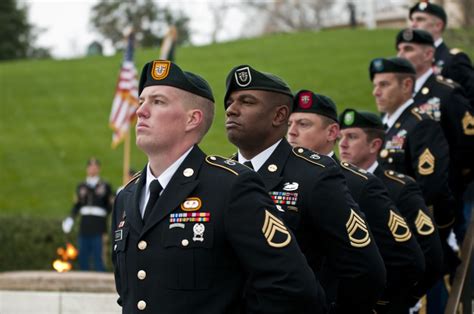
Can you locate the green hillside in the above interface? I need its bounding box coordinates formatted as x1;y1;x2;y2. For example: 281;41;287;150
1;28;472;216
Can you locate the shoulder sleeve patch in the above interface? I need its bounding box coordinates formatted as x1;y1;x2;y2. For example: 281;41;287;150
292;147;326;167
205;155;247;176
383;170;414;185
340;161;368;180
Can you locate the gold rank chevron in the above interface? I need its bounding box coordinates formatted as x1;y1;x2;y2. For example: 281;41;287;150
418;148;435;175
346;209;371;248
415;210;435;236
388;210;412;242
462;111;474;135
262;210;292;248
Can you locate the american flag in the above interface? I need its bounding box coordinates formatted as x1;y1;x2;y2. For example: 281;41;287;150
109;33;139;148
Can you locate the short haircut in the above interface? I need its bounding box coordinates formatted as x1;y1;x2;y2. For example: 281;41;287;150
395;72;416;93
362;128;385;143
182;91;215;141
319;114;338;128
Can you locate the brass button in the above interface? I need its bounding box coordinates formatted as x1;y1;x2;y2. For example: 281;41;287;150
138;241;147;250
388;157;393;163
181;239;189;247
137;300;146;310
137;270;146;280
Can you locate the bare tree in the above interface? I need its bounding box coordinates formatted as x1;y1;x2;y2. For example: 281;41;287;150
209;1;232;43
243;0;334;35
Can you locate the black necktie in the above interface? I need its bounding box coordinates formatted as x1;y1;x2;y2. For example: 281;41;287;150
143;180;162;221
243;160;254;170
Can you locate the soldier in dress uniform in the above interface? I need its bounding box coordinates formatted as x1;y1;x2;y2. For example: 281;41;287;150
409;1;474;107
67;157;114;271
338;109;444;311
224;64;386;314
111;60;327;314
369;57;454;237
395;28;474;241
287;90;425;313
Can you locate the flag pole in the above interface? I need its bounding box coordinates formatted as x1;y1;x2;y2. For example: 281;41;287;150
122;128;131;185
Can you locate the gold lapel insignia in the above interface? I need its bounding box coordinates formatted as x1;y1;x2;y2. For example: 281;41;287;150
388;210;412;242
262;210;292;248
415;209;435;236
418;148;435;175
346;209;371;248
181;197;202;212
462;111;474;135
151;60;171;80
421;87;429;95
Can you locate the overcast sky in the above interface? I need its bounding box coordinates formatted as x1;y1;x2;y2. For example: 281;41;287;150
24;0;248;59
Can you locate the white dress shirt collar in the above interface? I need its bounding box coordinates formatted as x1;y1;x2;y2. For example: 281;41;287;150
382;98;414;130
366;161;379;174
434;38;443;48
415;68;433;94
238;139;282;172
140;146;193;216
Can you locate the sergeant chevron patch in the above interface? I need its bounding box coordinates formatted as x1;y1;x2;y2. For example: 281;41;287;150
346;209;371;248
418;148;435;175
415;210;435;236
462;111;474;135
262;210;292;248
388;210;412;242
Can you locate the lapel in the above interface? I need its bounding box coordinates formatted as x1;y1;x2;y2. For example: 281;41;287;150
141;145;203;235
385;104;413;139
257;139;291;191
125;166;147;233
413;74;435;104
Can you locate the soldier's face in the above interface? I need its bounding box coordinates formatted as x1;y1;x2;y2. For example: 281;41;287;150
397;43;432;73
287;112;335;153
87;163;100;177
136;85;189;154
225;90;282;149
410;12;443;36
372;73;405;115
338;128;372;167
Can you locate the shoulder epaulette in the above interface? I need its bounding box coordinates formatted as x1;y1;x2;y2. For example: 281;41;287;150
383;170;415;185
292;147;326;168
205;155;248;176
436;75;456;88
450;48;462;55
123;171;142;189
340;161;369;180
410;107;423;121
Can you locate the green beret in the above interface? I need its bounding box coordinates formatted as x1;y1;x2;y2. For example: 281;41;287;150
224;64;293;108
139;60;214;102
396;28;434;48
339;109;384;130
293;90;338;121
369;57;416;81
409;1;447;25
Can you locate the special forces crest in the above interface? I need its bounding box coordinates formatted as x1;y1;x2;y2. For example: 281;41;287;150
235;67;252;87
